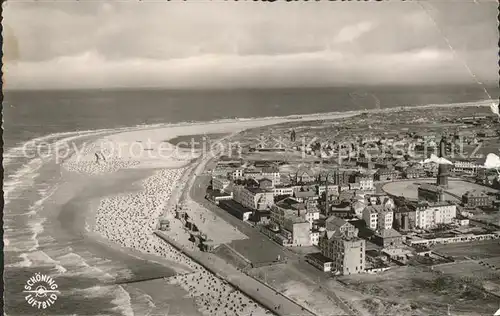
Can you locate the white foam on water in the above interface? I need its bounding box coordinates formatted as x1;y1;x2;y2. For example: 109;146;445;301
57;253;92;268
5;253;33;268
56;252;115;282
110;286;135;316
28;184;60;213
28;217;46;251
68;284;134;316
6;250;67;275
4;157;44;203
3;128;119;206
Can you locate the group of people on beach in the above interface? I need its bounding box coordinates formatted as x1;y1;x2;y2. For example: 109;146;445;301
87;155;267;316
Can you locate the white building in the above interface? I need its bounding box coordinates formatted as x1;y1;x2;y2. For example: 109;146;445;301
451;160;479;175
233;186;274;211
273;185;296;197
304;207;321;229
212;176;230;192
356;175;374;191
310;230;320;246
362;205;394;231
415;203;457;229
231;168;244;179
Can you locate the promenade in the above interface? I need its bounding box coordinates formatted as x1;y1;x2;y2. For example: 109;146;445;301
155;231;315;316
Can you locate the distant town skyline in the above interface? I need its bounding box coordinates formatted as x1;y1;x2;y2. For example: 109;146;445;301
3;1;498;90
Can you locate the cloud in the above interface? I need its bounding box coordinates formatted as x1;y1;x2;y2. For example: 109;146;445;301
4;48;475;90
334;21;374;44
483;153;500;171
2;1;498;89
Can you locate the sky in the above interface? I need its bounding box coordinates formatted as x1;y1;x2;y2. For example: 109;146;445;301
3;0;498;90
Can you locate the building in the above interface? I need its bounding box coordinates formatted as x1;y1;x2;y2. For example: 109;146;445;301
283;216;312;246
355;174;374;191
271;197;319;229
462;190;492;208
325;216;359;237
231;168;244;180
212;176;230;192
294;168;315;184
418;183;445;203
415;202;457;229
262;166;281;185
373;228;403;248
207;190;233;204
332;169;353;186
233;186;274;211
218;200;253;221
393;205;416;231
310;230;321;246
365;194;395;209
394;161;409;172
158;218;170;231
243;167;262;179
258;178;273;190
212;166;233;177
317;183;339;197
362;205;394;231
403;166;426;179
375;168;400;181
306;252;333;272
273;185;295;197
319;217;365;275
293;189;318;204
349;183;361;190
452;160;479;175
436;135;450;188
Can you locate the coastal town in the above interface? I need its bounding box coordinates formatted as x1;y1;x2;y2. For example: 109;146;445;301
153;104;500;315
4;2;499;316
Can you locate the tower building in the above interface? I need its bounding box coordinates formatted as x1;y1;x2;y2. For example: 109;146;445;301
437;135;449;188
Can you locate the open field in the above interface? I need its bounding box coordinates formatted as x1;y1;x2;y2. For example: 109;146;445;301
382;179;498;200
434;260;500;281
472;210;500;226
338;266;500;316
212;244;251;271
431;239;500;260
248;263;348;316
228;237;289;265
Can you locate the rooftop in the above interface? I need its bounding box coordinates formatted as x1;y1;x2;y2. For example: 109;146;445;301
364;205;392;214
262;166;280;173
246;187;272;194
463;190;489;198
306;252;333;264
276;197;306;210
377;228;402;238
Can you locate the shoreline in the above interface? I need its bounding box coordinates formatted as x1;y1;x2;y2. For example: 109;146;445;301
116;98;498;135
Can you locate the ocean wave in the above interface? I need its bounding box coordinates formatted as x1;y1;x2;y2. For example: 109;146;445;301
68;285;135;316
110;286;135;316
56;252;116;281
4;158;44;202
6;250;65;274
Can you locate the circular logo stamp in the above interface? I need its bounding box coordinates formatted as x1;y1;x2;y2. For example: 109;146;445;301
23;273;60;310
